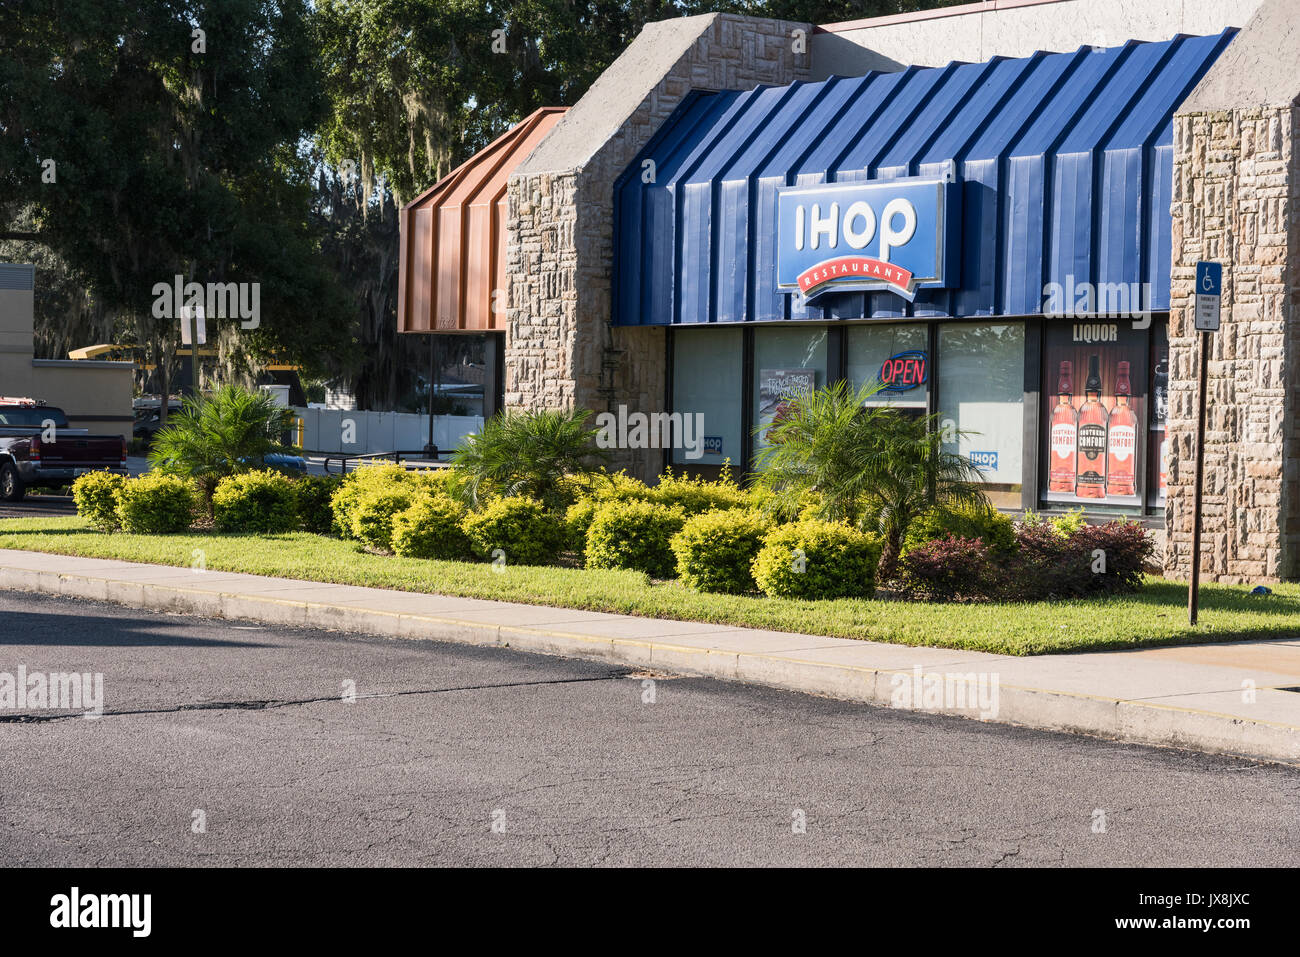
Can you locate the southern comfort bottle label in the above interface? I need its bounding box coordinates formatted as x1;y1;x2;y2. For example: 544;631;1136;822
1106;359;1138;496
1076;354;1107;497
1048;360;1077;493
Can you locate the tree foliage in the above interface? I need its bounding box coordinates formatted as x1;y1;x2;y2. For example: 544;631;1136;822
0;0;352;403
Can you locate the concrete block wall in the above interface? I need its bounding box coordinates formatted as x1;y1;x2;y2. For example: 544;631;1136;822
506;13;810;479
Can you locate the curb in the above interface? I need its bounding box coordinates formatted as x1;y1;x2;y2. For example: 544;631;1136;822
3;564;1297;765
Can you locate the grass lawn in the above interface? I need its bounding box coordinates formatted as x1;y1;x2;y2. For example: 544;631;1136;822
3;515;1299;656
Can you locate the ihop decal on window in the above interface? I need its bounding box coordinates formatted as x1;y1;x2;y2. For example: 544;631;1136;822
776;179;959;301
878;350;928;393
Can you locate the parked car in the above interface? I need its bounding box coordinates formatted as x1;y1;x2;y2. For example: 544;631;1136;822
260;453;308;474
0;398;128;500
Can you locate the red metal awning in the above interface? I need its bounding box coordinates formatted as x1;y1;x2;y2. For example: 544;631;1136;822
397;107;566;334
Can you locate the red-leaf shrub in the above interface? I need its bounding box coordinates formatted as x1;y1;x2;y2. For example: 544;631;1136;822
895;535;1007;602
898;520;1153;603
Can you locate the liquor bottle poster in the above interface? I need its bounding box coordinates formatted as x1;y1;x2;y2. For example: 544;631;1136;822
1041;322;1149;507
758;368;816;442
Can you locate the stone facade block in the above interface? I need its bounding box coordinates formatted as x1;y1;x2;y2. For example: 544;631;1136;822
1165;105;1300;583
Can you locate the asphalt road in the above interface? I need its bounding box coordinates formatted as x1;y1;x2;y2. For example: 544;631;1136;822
0;495;76;519
1;588;1297;867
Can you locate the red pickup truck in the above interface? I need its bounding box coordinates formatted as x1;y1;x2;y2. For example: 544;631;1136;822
0;398;128;501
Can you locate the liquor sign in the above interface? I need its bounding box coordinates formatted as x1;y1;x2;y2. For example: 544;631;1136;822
775;179;960;301
878;350;928;392
1194;260;1221;331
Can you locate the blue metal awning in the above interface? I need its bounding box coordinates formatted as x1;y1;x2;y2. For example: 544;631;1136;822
613;31;1236;326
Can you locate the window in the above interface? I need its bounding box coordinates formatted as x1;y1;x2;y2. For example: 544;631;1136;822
936;323;1024;505
672;326;743;467
1148;321;1169;508
846;323;928;408
752;326;828;459
1039;320;1150;509
0;407;67;427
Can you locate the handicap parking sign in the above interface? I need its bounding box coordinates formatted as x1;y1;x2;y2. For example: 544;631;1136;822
1194;260;1221;331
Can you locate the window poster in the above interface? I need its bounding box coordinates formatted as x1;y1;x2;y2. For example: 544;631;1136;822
1042;321;1149;507
1149;323;1169;507
758;368;815;442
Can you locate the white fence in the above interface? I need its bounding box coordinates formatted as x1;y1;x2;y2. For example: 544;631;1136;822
292;407;483;456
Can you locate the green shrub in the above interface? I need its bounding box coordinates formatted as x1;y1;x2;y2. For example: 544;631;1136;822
350;485;419;551
72;471;126;532
1049;507;1089;537
330;464;419;538
391;494;471;560
114;473;197;534
902;503;1017;555
585;499;685;579
461;497;564;566
671;509;771;594
212;470;298;534
649;469;751;515
294;475;342;534
751;521;882;600
564;497;602;551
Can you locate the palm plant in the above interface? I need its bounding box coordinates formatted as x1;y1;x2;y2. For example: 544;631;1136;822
450;407;607;509
857;412;989;580
754;380;988;581
753;379;897;525
148;385;296;504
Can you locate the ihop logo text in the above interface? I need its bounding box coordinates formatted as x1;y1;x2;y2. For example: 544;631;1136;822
776;178;959;301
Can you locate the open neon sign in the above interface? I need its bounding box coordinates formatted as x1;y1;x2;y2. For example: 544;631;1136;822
878;350;928;393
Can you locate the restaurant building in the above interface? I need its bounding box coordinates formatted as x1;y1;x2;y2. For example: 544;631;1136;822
401;0;1300;582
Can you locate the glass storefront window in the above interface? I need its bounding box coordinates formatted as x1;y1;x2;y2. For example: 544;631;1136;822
752;326;828;458
846;323;929;408
1148;321;1169;509
672;326;743;467
1040;320;1149;509
937;323;1024;504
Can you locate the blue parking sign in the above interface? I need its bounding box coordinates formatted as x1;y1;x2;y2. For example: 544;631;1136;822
1196;261;1222;296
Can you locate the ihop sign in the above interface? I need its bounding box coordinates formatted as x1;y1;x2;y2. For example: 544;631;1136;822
776;179;959;301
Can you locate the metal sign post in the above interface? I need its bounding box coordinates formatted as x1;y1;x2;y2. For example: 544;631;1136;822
1188;260;1221;625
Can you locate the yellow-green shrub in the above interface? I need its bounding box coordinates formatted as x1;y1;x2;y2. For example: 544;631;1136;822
330;464;437;539
902;503;1017;555
212;470;298;534
391;493;471;560
461;497;564;566
72;471;126;532
585;499;685;578
671;509;771;594
114;474;197;534
649;468;750;516
350;485;419;550
751;521;882;600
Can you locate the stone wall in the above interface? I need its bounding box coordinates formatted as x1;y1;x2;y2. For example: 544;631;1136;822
506;13;810;479
1165;105;1300;582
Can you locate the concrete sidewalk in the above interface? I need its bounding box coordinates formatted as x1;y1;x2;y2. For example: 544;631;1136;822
2;548;1298;763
